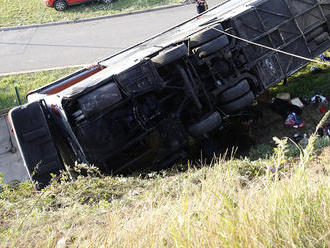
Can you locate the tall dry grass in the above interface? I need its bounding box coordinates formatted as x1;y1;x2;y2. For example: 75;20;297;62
0;116;329;247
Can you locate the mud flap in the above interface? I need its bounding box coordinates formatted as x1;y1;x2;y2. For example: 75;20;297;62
9;101;65;188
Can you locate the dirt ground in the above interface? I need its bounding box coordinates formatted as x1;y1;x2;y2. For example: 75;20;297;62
250;93;330;147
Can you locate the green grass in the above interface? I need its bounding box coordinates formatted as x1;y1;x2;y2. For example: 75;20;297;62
0;68;79;109
270;50;330;99
0;0;182;27
0;134;329;247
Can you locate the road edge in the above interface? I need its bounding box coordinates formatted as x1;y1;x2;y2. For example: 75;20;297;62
0;3;189;32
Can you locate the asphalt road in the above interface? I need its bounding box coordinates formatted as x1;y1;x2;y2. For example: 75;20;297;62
0;0;220;74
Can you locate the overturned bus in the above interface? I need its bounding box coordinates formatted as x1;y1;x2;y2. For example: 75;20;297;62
9;0;330;187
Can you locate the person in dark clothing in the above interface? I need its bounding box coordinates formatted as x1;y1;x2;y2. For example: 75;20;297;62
196;0;208;14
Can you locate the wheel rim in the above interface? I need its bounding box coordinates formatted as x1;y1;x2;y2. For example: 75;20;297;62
55;1;66;10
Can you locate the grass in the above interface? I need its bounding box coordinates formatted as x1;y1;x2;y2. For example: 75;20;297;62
0;68;79;109
0;0;182;27
0;130;329;247
270;50;330;99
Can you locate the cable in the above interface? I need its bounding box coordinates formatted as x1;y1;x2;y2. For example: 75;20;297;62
211;27;330;66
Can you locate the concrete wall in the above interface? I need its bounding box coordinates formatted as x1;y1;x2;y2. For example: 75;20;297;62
0;112;29;184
